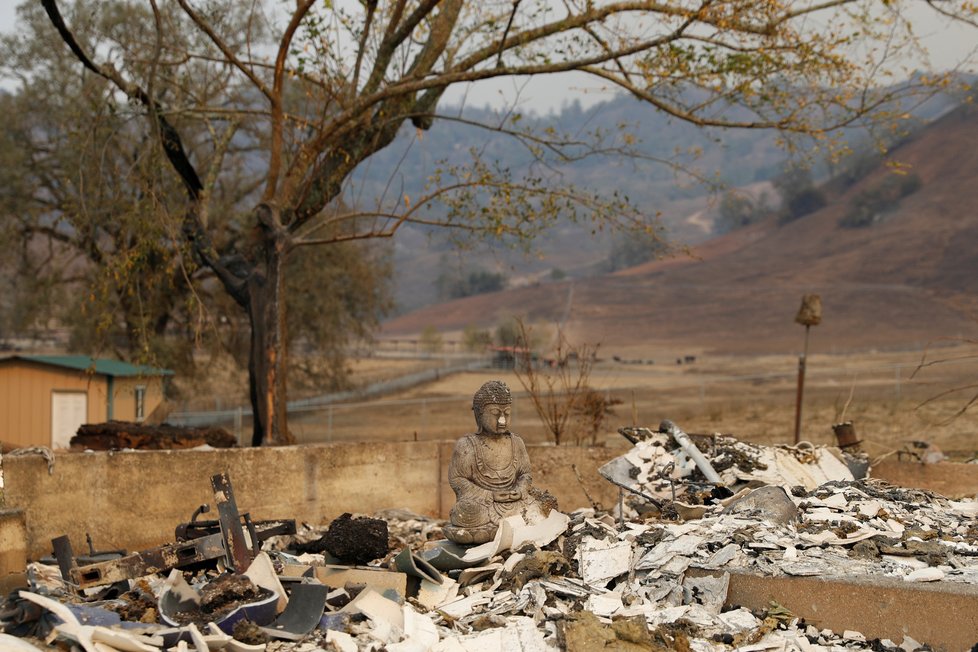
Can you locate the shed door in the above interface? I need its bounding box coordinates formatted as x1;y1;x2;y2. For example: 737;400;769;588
51;391;87;449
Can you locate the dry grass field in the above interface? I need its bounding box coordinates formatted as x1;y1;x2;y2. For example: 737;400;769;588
280;343;978;464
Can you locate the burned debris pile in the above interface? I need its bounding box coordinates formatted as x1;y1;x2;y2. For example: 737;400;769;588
2;423;977;651
71;422;237;451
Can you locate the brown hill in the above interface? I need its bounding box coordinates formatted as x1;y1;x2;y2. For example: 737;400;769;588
382;103;978;356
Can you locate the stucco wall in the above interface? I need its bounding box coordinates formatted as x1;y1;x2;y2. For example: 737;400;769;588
1;442;625;560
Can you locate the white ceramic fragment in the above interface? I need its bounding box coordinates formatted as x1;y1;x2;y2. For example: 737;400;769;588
461;510;570;563
0;633;47;651
225;639;266;652
717;607;759;633
90;626;162;652
243;551;289;613
432;615;548;652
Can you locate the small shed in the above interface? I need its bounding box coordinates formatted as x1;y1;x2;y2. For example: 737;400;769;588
0;355;173;450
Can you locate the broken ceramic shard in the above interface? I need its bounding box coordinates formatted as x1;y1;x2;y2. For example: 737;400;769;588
443;380;559;545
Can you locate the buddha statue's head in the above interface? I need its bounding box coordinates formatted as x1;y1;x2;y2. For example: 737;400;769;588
472;380;512;435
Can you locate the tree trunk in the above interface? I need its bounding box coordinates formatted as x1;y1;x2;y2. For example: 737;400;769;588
246;220;294;447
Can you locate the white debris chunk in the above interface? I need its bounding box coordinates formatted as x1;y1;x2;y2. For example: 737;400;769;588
903;567;945;582
855;500;883;517
435;590;493;620
577;537;632;586
717;607;760;633
341;588;404;641
682;572;729;614
703;542;740;567
462;511;570;563
433;616;548;652
0;633;46;651
387;607;439;652
948;500;978;518
417;576;459;610
584;591;623;617
324;630;359;652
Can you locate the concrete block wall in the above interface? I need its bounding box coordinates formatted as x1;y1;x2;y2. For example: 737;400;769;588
1;442;625;560
0;510;27;576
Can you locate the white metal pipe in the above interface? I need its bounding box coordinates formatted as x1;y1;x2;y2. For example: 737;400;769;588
660;419;722;484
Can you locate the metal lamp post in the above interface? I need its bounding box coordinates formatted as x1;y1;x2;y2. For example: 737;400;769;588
793;294;822;444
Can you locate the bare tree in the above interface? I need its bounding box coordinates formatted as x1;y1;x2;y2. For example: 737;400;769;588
911;339;978;423
573;388;623;446
512;319;598;445
38;0;977;445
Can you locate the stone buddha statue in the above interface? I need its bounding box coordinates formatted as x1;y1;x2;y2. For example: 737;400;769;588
443;380;557;545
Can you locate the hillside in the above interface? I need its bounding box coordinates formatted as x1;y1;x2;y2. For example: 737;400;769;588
374;82;965;313
381;101;978;357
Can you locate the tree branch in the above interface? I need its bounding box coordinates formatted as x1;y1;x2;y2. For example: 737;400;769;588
175;0;274;101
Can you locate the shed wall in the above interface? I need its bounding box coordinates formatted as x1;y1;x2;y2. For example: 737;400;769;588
0;362;109;449
111;376;166;422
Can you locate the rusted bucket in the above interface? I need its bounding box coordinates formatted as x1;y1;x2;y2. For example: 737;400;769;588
832;421;861;448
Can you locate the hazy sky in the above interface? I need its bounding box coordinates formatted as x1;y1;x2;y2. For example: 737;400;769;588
1;2;974;114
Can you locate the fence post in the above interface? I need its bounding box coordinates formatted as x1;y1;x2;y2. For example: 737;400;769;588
234;407;242;444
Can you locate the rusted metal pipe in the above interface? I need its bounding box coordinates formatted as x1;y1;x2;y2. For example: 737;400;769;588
793;294;821;444
793;324;810;445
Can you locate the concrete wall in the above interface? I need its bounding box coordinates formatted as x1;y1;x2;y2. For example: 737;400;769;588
1;442;625;560
0;510;27;576
6;440;970;563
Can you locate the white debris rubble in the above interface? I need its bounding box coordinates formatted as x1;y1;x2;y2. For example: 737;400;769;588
3;433;977;652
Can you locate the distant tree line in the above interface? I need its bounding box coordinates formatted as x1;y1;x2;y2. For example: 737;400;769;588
436;269;508;300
